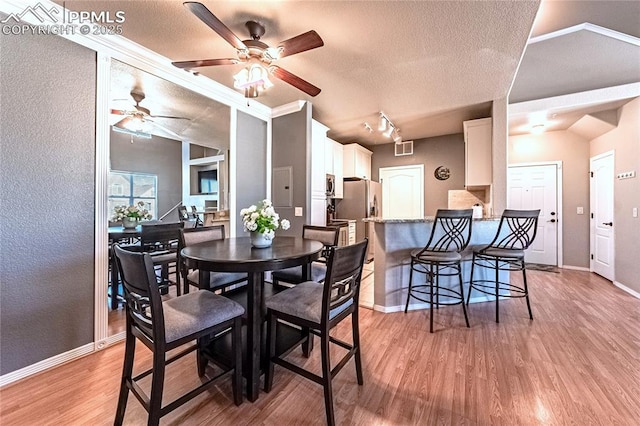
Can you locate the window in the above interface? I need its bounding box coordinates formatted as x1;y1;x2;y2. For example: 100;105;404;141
108;171;157;219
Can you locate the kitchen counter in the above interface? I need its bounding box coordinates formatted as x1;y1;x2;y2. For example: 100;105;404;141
364;216;500;223
368;218;507;313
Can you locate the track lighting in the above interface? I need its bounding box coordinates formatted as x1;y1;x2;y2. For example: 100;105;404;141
363;111;401;143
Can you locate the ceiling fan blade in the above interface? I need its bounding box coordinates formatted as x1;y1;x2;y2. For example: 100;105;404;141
114;117;132;128
148;114;190;120
146;119;182;139
110;109;130;116
183;2;246;51
278;30;324;58
270;65;321;97
172;58;239;69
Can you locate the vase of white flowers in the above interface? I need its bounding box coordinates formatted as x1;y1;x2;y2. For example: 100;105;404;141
240;199;290;248
112;201;153;229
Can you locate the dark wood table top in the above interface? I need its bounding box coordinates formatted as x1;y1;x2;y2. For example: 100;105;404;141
181;236;324;273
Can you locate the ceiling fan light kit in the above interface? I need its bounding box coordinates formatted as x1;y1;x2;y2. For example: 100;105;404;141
172;2;323;98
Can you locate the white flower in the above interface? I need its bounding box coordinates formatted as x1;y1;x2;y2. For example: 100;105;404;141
281;219;290;230
263;229;275;240
262;199;272;207
250;212;259;220
247;221;258;231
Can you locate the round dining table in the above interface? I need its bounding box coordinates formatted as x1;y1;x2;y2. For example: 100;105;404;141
181;236;323;402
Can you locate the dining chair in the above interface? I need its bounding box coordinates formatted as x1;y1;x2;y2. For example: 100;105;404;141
112;244;244;426
404;209;473;332
190;205;204;227
271;225;340;288
179;225;247;295
140;221;182;296
264;239;368;426
466;209;540;323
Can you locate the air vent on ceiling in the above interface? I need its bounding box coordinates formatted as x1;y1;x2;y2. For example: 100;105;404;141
394;140;413;156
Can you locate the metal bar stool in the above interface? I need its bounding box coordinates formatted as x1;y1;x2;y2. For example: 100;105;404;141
405;209;473;333
466;209;540;323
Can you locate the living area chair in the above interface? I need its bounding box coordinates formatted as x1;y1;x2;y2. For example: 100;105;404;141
190;205;204;227
466;209;540;323
179;225;247;295
404;209;473;333
140;221;182;296
112;245;244;426
271;225;340;288
264;239;368;426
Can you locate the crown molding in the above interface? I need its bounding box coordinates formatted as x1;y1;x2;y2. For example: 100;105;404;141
271;101;307;118
529;22;640;47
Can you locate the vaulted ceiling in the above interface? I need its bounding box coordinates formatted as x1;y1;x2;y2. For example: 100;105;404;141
57;0;639;147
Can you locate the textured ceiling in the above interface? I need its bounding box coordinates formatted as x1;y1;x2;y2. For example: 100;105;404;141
59;0;539;145
54;0;640;145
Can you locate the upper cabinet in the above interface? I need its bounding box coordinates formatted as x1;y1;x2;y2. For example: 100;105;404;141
343;143;372;180
463;118;492;187
310;120;328;225
326;138;344;198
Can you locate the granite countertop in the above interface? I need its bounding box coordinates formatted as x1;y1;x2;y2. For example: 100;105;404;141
363;216;501;223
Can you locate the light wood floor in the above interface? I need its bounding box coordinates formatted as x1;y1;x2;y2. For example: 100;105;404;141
2;269;639;425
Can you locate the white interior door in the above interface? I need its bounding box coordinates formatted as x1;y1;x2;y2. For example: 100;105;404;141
590;152;615;280
507;164;559;265
379;165;424;219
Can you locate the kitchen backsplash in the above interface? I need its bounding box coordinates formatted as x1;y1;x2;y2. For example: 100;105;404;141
448;189;491;217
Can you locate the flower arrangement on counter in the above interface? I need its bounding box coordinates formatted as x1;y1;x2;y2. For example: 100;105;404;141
111;201;153;222
240;199;290;240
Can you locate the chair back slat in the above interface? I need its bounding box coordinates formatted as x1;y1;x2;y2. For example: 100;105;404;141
303;225;340;262
181;224;225;248
418;209;473;255
141;221;182;251
489;209;540;250
322;239;368;320
113;245;164;340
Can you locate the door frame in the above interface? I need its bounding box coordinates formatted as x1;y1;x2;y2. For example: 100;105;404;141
508;161;563;267
379;164;425;219
589;150;615;280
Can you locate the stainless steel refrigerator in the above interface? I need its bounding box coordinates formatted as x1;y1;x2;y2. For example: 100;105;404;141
335;179;381;261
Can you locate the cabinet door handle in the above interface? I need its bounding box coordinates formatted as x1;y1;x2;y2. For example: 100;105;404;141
548;219;556;223
602;222;613;226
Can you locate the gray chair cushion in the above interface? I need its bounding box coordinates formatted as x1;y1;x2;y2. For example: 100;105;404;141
411;249;461;263
162;290;244;343
187;269;247;289
477;247;525;259
265;281;353;324
272;262;327;284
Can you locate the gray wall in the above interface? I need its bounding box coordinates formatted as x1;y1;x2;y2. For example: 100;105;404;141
0;34;96;374
509;130;591;268
235;111;267;236
369;134;466;216
110;130;182;219
591;97;640;292
272;104;310;236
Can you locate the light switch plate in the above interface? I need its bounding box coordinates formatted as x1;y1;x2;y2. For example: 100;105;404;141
633;207;638;218
577;207;584;215
295;207;303;216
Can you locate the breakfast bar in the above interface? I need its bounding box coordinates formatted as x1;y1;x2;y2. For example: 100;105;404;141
364;217;507;312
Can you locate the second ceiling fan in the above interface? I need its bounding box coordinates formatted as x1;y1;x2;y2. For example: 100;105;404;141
172;1;323;98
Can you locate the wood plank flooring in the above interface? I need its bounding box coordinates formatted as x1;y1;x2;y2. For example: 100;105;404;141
2;269;639;425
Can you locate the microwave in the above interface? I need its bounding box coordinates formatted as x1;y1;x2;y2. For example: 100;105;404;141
326;174;335;197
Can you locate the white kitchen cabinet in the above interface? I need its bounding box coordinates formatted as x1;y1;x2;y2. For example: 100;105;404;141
310;120;328;225
463;118;492;187
343;143;372;180
325;138;334;175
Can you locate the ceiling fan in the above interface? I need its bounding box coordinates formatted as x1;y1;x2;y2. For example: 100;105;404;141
110;90;188;138
172;1;323;97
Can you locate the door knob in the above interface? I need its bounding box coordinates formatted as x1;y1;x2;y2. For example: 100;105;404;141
602;222;613;226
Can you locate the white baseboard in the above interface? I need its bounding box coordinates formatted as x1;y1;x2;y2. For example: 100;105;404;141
614;281;640;299
0;343;94;388
561;265;590;272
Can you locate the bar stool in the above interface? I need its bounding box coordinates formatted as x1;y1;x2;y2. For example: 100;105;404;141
404;209;473;333
466;209;540;323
